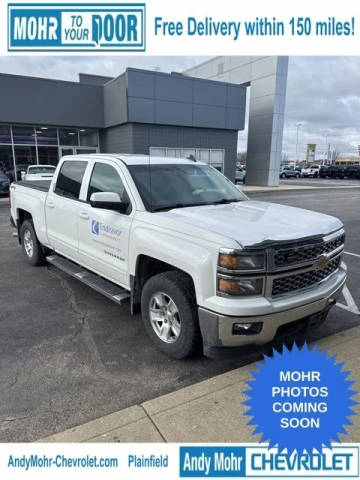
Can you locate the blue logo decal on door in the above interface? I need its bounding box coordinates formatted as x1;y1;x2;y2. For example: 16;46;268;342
91;220;100;235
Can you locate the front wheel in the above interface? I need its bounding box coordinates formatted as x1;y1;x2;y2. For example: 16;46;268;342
141;271;200;359
20;220;46;266
280;173;286;179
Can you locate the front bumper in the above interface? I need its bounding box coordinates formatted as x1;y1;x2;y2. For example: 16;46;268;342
198;267;346;351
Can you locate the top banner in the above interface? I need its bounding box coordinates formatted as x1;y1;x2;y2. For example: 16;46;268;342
1;0;360;55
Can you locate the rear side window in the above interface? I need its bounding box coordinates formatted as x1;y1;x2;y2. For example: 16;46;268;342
55;161;87;199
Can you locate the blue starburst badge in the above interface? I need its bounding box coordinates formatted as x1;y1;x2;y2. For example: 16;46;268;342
244;343;357;453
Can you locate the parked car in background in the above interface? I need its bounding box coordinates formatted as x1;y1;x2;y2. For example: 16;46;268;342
319;165;329;178
329;165;345;179
0;172;10;196
301;165;321;178
320;165;345;179
5;164;29;182
235;167;246;184
279;166;300;178
21;165;57;182
345;165;360;179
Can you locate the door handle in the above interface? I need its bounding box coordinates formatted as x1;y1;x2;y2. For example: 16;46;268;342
79;212;89;220
46;201;55;209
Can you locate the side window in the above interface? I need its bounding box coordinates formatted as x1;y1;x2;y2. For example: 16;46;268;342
55;161;87;199
87;162;131;213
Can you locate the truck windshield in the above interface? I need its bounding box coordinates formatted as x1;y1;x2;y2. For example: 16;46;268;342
128;163;247;212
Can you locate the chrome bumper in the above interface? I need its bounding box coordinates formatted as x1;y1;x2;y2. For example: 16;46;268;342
198;268;346;350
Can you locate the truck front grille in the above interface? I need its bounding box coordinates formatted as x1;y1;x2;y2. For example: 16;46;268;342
271;256;341;297
274;233;345;268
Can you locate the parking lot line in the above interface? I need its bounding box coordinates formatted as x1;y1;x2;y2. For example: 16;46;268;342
345;251;360;258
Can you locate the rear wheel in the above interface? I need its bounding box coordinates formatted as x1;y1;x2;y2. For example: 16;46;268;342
280;173;286;179
20;220;46;266
141;271;200;359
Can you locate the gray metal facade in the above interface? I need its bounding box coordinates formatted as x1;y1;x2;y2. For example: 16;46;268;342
0;73;104;128
184;56;289;186
0;68;246;179
100;124;238;179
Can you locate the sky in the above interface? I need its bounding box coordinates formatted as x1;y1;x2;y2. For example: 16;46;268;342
0;55;359;159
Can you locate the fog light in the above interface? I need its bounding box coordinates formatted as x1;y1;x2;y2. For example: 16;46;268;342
232;322;263;335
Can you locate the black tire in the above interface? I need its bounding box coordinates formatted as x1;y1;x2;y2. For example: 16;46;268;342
20;220;46;266
243;176;246;184
295;173;300;178
280;173;286;179
141;271;200;359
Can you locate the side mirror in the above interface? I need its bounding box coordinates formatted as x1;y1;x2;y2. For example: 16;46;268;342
90;192;129;213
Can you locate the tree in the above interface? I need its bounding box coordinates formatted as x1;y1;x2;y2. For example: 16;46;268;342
237;151;247;165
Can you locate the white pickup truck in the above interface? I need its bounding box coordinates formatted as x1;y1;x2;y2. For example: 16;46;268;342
10;154;347;358
301;165;321;178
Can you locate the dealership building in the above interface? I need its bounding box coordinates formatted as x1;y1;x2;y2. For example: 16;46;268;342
0;67;246;182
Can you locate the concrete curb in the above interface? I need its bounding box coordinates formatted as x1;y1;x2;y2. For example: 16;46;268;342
40;326;360;443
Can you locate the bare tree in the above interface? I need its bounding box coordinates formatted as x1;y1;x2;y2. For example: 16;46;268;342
331;149;340;162
237;151;247;165
282;153;290;164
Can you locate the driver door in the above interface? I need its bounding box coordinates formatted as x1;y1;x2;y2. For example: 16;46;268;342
77;160;133;288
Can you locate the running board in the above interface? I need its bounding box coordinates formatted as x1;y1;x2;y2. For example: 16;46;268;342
46;254;130;305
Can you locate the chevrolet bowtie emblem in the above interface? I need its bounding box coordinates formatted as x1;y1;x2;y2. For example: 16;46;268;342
316;255;329;270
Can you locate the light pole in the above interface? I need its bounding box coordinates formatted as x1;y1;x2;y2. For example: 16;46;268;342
295;123;302;163
325;134;329;164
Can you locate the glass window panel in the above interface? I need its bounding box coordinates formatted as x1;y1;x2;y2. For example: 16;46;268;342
79;129;98;147
14;146;37;180
166;148;176;157
87;163;130;210
198;149;210;163
150;147;166;157
210;149;224;164
12;126;36;145
61;148;74;157
0;125;12;144
37;146;59;166
0;146;14;179
36;127;58;145
76;148;97;155
59;128;79;146
55;161;87;199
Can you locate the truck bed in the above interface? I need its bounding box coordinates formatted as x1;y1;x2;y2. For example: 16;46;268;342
13;180;52;192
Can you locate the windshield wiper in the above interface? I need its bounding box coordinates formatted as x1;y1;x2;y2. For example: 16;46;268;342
211;198;242;205
152;202;212;212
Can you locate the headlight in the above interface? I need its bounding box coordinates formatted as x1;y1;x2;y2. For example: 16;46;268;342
218;250;265;271
218;276;264;296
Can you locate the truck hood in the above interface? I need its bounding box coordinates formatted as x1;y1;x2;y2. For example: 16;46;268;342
159;200;343;248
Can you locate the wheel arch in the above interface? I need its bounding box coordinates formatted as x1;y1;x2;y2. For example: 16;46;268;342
16;208;33;244
131;255;196;314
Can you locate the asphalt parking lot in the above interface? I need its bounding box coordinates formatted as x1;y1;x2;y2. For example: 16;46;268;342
0;186;359;442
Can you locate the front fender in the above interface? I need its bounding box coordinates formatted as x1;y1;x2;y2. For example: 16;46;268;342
130;222;218;305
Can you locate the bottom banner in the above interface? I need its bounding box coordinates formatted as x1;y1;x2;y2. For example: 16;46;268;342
0;443;359;479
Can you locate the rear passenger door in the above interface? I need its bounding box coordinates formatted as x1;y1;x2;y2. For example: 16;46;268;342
46;160;87;261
